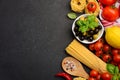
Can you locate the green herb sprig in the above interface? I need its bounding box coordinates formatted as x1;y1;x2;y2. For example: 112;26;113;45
107;64;120;80
76;15;99;33
67;12;77;19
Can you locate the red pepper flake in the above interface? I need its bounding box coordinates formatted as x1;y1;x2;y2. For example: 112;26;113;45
64;60;76;71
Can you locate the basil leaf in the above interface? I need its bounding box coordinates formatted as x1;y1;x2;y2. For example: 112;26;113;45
76;20;81;26
89;22;97;29
119;74;120;80
107;64;115;74
93;22;99;27
114;66;119;74
87;15;95;22
79;26;88;33
112;75;118;80
67;12;77;19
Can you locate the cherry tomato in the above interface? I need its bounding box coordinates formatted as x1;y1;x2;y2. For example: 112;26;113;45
118;64;120;70
110;61;118;66
102;54;112;62
113;54;120;63
103;44;111;52
88;77;96;80
119;5;120;17
101;72;112;80
96;74;101;80
89;43;95;51
97;38;104;43
90;70;99;78
99;0;117;6
94;42;103;51
87;2;97;12
102;6;119;21
112;48;119;56
95;50;103;57
118;49;120;53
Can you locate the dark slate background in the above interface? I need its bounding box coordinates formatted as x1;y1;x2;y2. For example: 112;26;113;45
0;0;89;80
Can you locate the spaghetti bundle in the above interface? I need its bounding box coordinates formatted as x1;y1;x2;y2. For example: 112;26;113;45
65;39;107;73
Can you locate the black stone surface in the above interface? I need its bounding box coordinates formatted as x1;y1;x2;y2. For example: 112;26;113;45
0;0;89;80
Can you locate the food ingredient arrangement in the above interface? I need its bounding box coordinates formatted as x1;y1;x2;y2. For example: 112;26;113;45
72;14;104;44
55;0;120;80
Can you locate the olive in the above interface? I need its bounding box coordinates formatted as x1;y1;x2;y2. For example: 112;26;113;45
74;26;78;32
94;28;99;34
75;31;80;36
97;25;102;30
88;30;94;35
87;36;93;41
75;23;79;27
78;31;83;36
79;35;85;41
84;36;88;40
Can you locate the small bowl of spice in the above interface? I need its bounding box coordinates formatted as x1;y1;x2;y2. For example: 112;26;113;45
72;14;104;44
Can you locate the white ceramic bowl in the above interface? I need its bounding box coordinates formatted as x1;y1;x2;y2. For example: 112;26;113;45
72;14;104;44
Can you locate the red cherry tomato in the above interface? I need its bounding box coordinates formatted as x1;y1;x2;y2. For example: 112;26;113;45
87;2;97;12
102;54;112;62
88;77;96;80
95;50;103;57
118;49;120;53
101;72;112;80
99;0;117;6
90;70;99;78
96;74;101;80
97;38;104;43
103;44;111;52
94;42;103;51
102;6;119;21
118;64;120;70
110;61;118;66
113;54;120;63
112;48;119;56
89;43;95;51
119;5;120;17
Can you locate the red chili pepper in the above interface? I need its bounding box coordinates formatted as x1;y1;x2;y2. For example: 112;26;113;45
119;5;120;17
55;72;72;80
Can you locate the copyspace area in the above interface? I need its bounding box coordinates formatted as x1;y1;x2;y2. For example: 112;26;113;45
0;0;75;80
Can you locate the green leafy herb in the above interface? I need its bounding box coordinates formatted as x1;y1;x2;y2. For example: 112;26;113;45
89;22;96;29
75;15;98;33
119;74;120;80
76;20;83;26
67;12;77;19
112;75;118;80
79;25;88;33
107;63;120;80
107;64;116;74
87;15;96;22
90;22;98;28
114;66;119;74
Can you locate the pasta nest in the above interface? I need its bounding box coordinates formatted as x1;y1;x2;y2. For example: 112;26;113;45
85;0;100;16
70;0;86;13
